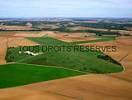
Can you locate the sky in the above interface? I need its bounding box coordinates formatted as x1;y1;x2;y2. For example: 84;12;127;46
0;0;132;18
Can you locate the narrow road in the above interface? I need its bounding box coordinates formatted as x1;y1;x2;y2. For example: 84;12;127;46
0;37;7;64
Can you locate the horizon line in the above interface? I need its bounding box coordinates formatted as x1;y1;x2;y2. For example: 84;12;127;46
0;17;132;19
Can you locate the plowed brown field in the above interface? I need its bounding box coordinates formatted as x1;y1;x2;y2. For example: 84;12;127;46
0;37;7;64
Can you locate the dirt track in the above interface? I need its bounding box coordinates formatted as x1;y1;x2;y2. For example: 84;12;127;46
0;37;131;100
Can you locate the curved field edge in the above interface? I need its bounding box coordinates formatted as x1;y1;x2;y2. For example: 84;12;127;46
0;63;83;89
6;37;123;73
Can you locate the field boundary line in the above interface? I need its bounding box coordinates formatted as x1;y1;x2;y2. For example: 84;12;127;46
0;62;88;74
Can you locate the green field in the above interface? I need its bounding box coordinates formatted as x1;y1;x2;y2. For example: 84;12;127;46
71;36;116;44
6;37;123;73
0;63;83;88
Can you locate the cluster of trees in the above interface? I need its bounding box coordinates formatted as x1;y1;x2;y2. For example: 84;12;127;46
97;54;121;66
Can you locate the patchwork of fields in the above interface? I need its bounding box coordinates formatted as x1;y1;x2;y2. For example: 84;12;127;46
0;30;131;100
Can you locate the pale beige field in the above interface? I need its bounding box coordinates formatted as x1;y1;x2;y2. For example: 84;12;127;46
51;32;96;42
69;26;132;36
0;31;52;38
13;31;97;42
0;25;33;30
0;32;132;100
69;26;108;32
12;31;53;37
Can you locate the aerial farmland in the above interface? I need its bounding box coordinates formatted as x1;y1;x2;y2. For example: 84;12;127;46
0;18;132;100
